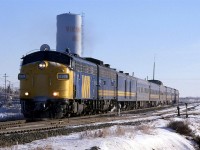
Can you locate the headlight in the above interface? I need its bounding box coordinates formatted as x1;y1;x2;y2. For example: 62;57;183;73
38;61;46;69
18;74;26;80
53;92;59;97
25;92;29;96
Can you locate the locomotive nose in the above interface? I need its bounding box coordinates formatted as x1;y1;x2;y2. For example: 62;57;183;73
34;74;49;96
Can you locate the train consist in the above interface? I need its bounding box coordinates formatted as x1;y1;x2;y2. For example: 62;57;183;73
18;47;179;119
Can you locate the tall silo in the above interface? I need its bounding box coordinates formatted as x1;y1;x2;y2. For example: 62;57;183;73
56;13;82;56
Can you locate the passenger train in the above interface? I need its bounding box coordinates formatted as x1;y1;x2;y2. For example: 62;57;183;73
18;46;179;119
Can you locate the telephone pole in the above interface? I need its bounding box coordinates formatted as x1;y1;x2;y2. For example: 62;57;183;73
3;73;8;102
7;80;11;99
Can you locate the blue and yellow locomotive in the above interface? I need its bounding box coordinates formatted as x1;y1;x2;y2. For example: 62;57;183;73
18;46;179;119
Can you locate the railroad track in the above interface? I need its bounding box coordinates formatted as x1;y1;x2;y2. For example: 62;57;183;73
0;103;199;147
0;120;25;130
0;103;198;135
0;105;169;133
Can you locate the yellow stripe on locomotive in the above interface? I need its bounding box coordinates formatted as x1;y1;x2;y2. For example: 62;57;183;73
81;75;91;99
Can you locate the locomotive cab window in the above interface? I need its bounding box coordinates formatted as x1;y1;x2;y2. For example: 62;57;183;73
57;73;69;80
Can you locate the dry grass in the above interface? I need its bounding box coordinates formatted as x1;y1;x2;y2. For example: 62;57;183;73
168;120;200;148
193;135;200;148
135;124;155;135
115;126;126;136
167;121;192;136
80;126;127;139
80;129;108;139
80;124;156;139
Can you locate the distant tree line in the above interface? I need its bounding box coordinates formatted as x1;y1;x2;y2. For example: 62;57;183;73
180;97;200;103
0;85;19;100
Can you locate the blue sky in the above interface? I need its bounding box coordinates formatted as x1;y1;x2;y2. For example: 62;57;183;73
0;0;200;97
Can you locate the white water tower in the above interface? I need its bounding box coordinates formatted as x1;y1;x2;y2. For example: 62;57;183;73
56;13;82;56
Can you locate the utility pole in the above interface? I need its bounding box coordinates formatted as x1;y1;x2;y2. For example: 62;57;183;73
3;73;8;103
7;80;11;99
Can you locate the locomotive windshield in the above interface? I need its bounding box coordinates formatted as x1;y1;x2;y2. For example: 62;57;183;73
21;51;71;66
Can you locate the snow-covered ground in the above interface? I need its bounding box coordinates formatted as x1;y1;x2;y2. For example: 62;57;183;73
1;103;200;150
0;100;23;121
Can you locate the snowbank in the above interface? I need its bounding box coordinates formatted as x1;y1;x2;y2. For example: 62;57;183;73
8;119;196;150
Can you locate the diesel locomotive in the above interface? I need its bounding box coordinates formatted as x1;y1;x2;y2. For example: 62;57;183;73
18;46;179;119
